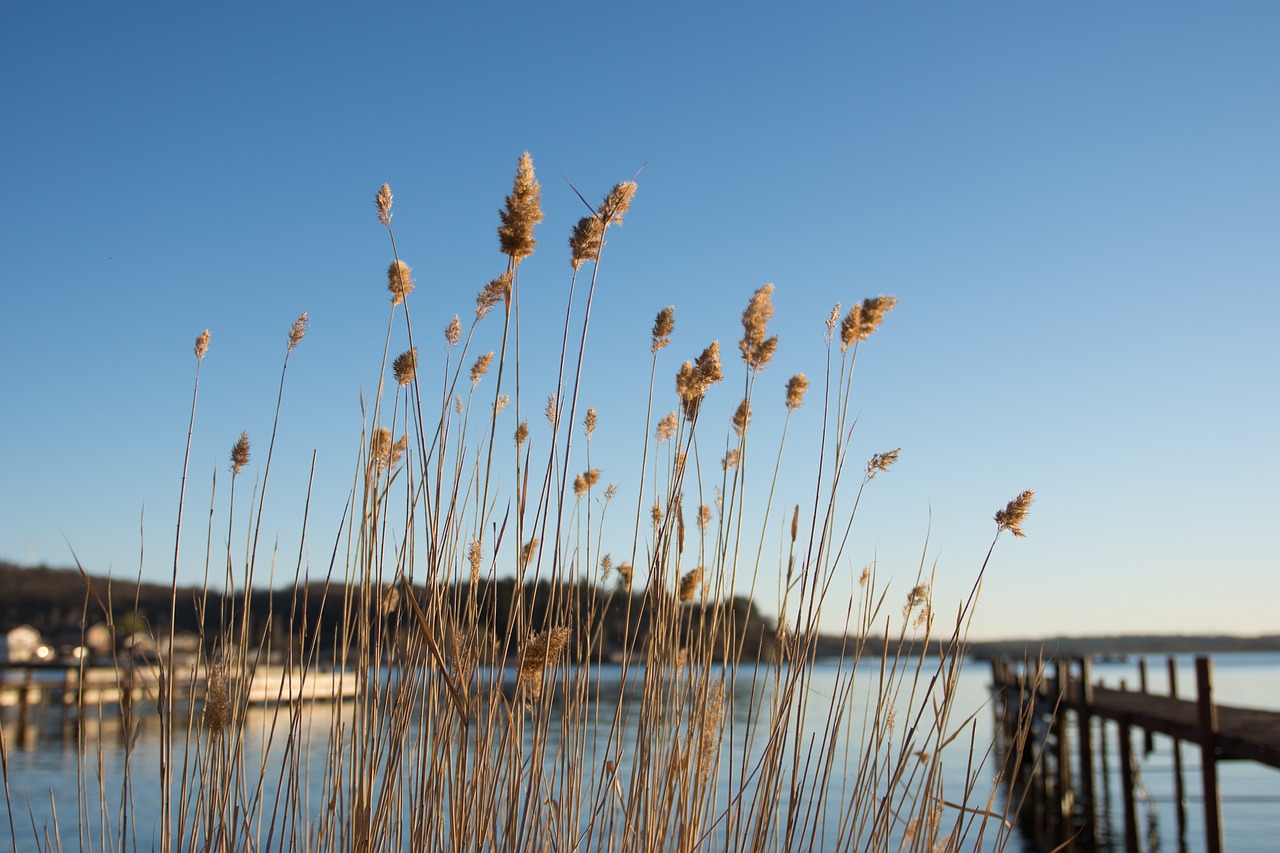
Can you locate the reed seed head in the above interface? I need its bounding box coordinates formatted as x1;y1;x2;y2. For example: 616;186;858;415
584;406;597;437
520;537;539;568
470;352;494;387
824;303;841;343
656;411;678;443
604;483;617;501
468;539;483;585
732;398;751;437
598;181;637;226
515;420;529;448
791;505;799;543
677;342;724;420
498;152;543;263
393;347;417;387
518;626;571;698
866;448;900;480
784;373;809;411
375;183;393;227
574;472;587;498
230;431;250;475
903;583;930;623
369;428;407;473
859;565;871;587
651;306;674;353
203;664;230;733
568;215;604;270
839;295;897;351
493;394;509;414
287;311;309;352
697;503;712;534
739;284;778;370
722;448;741;470
617;561;633;587
195;329;210;361
599;553;613;580
476;273;512;320
387;260;414;305
445;315;461;346
995;489;1035;537
678;566;704;603
697;679;726;783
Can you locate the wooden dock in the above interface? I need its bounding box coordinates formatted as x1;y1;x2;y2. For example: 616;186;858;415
991;655;1280;853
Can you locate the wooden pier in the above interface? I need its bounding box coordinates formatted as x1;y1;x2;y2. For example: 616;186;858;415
991;655;1280;853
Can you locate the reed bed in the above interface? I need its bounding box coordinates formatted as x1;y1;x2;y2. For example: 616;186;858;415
1;154;1034;852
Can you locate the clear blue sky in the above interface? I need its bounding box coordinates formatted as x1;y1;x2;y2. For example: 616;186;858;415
2;3;1276;639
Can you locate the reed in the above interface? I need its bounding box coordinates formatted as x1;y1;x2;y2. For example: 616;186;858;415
1;155;1035;853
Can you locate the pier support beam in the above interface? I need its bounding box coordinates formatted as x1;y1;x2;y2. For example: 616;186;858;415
1196;656;1222;853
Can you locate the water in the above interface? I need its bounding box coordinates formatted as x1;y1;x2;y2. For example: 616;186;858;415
2;653;1276;850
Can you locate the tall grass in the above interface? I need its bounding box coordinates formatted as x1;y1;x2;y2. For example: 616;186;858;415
1;154;1033;852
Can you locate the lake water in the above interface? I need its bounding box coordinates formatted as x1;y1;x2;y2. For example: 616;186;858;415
2;652;1277;850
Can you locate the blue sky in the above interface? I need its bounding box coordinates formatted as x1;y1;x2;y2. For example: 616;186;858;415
1;3;1276;639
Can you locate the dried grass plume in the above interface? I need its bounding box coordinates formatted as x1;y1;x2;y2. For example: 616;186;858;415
995;489;1035;537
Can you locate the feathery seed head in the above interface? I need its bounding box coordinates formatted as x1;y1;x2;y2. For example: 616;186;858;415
651;501;663;527
656;411;678;443
498;152;543;262
230;432;250;475
445;315;461;346
518;626;571;698
739;284;778;370
785;374;809;411
617;561;633;587
493;394;509;414
521;537;539;567
697;680;726;783
732;398;751;437
468;539;483;585
287;311;309;352
840;295;898;351
599;553;613;580
203;665;231;733
866;448;900;480
568;215;604;270
573;473;587;498
722;448;741;470
678;566;704;603
375;184;393;227
584;406;597;437
995;489;1035;537
387;260;414;305
697;504;712;533
859;565;871;587
604;482;617;501
515;420;529;448
195;329;211;361
651;306;674;353
825;303;841;342
393;347;418;387
545;394;558;424
585;468;601;487
476;273;512;320
598;181;637;226
470;352;494;386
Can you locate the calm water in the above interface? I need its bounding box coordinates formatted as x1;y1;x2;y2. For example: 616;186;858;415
2;652;1277;850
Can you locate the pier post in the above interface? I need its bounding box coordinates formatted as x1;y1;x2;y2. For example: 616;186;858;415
1075;657;1096;847
1167;657;1187;844
1195;656;1222;853
1138;658;1153;755
1118;717;1139;853
1053;659;1073;847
